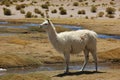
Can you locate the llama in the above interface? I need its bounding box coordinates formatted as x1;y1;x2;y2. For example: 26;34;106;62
40;19;98;73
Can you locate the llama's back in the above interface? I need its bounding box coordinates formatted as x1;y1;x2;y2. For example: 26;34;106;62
77;30;97;39
57;29;97;54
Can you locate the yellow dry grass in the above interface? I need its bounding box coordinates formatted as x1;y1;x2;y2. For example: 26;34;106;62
0;72;51;80
8;37;31;46
0;53;41;68
99;48;120;60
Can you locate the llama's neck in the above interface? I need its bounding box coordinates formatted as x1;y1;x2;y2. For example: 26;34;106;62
47;21;58;45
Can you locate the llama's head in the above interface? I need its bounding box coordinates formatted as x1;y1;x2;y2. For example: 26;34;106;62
39;19;50;31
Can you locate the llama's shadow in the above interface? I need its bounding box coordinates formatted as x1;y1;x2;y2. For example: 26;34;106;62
54;71;105;77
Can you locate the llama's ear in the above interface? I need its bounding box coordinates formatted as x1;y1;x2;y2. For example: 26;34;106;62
46;19;51;23
46;18;50;21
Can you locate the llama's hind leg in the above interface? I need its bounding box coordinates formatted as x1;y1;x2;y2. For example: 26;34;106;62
91;50;98;72
80;49;89;71
64;53;70;74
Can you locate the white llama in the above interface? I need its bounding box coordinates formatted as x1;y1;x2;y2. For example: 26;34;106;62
40;19;98;73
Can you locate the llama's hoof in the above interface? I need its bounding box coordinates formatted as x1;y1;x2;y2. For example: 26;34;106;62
79;69;84;72
64;71;69;74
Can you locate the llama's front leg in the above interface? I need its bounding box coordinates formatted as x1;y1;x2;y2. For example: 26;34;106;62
64;53;70;74
80;49;89;71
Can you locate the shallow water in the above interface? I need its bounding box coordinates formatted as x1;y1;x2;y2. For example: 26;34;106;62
0;21;120;39
0;63;114;76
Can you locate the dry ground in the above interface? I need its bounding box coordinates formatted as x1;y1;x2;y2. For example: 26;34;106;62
40;69;120;80
0;69;120;80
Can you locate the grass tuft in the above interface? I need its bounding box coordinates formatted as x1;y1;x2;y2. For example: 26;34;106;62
0;53;41;68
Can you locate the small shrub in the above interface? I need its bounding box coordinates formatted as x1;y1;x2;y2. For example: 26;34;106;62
3;8;11;16
41;4;48;9
70;15;73;17
59;7;64;10
92;0;96;2
61;4;64;6
73;2;79;6
19;0;25;2
85;16;88;19
16;5;21;10
20;9;25;14
16;4;26;10
45;1;50;6
98;12;104;17
91;5;97;13
85;2;88;6
60;9;67;15
25;11;32;18
5;2;11;7
106;14;115;18
81;10;86;14
78;10;86;14
32;0;37;3
106;7;116;14
78;10;82;14
20;4;26;8
51;9;57;13
1;0;12;7
34;8;41;14
40;13;45;18
110;1;115;5
13;0;17;2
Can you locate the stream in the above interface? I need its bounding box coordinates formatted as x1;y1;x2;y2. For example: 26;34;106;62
0;21;120;39
0;63;118;76
0;21;120;75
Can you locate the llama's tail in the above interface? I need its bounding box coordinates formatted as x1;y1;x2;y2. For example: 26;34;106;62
88;30;98;39
79;29;98;39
